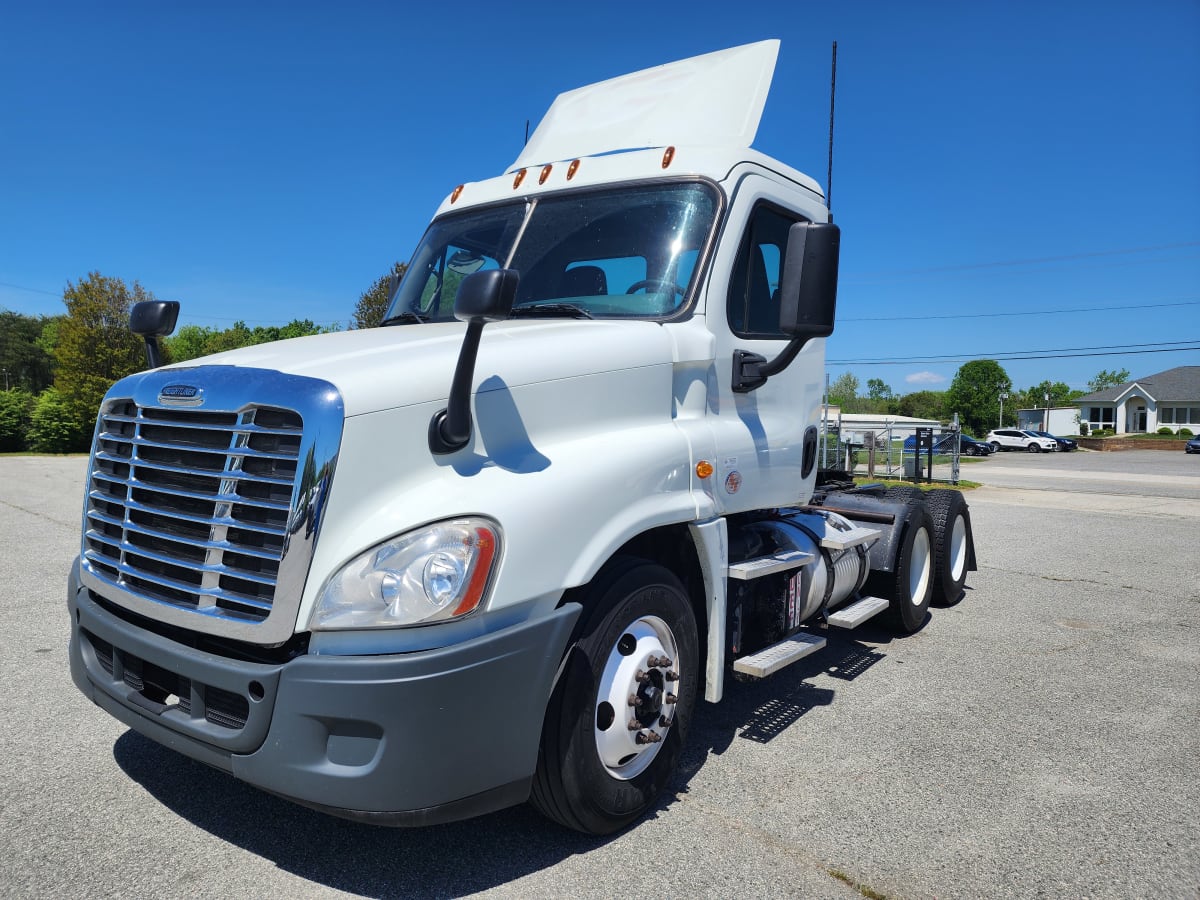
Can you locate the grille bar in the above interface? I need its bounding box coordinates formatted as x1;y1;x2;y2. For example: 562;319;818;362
90;493;289;538
84;538;279;587
89;472;291;512
85;516;281;562
105;435;302;462
82;551;275;612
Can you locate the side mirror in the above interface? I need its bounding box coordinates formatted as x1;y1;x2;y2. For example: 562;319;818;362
732;222;839;393
429;269;518;454
129;300;180;369
778;221;839;339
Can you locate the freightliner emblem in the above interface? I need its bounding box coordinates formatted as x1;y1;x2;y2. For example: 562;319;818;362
158;384;204;406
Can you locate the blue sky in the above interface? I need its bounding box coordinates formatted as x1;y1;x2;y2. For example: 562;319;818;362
1;0;1197;394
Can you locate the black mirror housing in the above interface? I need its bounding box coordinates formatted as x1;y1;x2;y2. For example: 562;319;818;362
454;269;518;322
130;300;180;337
778;222;839;339
130;300;180;370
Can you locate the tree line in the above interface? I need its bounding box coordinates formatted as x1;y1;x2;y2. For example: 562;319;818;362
0;264;404;453
1;264;1130;453
827;360;1131;438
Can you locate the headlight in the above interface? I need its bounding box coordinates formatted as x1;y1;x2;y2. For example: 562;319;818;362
310;518;499;630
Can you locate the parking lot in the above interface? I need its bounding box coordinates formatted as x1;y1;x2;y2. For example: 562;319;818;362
2;452;1198;899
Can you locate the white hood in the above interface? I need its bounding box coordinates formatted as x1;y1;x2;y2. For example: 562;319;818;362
164;319;676;418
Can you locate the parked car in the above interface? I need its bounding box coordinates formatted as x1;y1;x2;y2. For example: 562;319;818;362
1030;430;1078;452
903;433;994;457
1186;436;1200;454
985;428;1059;452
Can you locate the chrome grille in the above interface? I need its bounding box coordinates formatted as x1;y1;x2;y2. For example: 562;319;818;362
84;401;304;623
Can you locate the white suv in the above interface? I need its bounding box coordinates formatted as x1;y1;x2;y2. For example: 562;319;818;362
986;428;1059;453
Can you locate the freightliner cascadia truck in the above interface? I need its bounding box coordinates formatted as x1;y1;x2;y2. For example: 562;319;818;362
67;41;976;835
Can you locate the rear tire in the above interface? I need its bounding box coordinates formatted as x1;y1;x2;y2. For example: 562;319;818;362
925;489;970;606
530;558;699;835
865;500;933;634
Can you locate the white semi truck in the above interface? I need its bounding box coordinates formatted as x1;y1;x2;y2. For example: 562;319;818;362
67;41;976;835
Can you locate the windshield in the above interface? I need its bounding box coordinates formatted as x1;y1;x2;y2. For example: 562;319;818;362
384;182;719;323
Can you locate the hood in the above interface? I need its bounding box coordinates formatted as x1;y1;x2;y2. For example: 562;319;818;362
161;319;676;417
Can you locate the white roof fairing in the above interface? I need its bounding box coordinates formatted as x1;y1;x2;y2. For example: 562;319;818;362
510;40;780;172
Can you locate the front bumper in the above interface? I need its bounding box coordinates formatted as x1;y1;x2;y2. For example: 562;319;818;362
68;562;580;825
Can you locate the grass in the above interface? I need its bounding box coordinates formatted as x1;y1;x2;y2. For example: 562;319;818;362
827;868;888;899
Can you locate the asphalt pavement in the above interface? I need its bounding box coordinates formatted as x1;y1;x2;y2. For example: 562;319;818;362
2;453;1197;899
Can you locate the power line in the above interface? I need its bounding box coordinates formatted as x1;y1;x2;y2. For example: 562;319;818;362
846;240;1200;278
830;342;1200;366
839;298;1200;323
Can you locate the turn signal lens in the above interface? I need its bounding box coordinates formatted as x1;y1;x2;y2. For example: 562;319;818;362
539;164;553;184
566;159;580;180
513;168;527;189
661;146;675;169
696;460;714;479
450;184;464;203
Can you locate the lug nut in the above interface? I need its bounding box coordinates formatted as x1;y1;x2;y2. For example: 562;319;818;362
635;730;663;745
628;693;640;707
665;670;679;682
659;715;672;728
665;693;677;705
635;669;649;683
628;718;642;731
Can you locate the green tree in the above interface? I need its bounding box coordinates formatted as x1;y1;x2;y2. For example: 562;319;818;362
827;372;859;407
866;378;894;402
0;310;57;392
0;388;35;451
945;359;1012;436
1015;380;1078;410
1087;368;1131;393
54;273;150;443
895;390;947;422
353;261;407;329
27;387;85;453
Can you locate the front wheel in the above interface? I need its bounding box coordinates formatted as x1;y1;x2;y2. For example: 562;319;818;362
531;558;699;834
1027;443;1041;453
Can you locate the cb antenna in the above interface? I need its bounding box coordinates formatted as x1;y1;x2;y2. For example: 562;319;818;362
827;40;837;221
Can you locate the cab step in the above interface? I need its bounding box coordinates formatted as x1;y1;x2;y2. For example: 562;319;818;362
732;633;826;678
727;549;814;581
825;595;889;629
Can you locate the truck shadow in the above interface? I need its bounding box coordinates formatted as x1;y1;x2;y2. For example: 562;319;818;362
111;629;899;895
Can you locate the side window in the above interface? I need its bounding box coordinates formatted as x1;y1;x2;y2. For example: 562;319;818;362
727;205;801;338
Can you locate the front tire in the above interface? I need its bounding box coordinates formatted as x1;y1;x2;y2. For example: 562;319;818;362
1027;443;1041;453
531;558;699;834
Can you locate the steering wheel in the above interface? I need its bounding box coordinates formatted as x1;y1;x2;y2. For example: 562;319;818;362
625;279;686;296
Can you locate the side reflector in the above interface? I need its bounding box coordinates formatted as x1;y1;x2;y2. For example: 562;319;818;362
661;146;675;169
539;164;553;184
696;460;714;479
450;184;464;203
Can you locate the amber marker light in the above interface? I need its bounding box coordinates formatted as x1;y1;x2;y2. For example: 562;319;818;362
696;460;714;479
566;159;581;180
450;184;464;203
512;168;527;189
539;164;553;184
661;146;675;169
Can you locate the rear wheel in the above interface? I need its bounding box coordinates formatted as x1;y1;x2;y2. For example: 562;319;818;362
865;501;933;634
531;558;699;835
925;489;970;606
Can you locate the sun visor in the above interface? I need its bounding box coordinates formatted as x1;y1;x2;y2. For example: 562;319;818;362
510;40;779;172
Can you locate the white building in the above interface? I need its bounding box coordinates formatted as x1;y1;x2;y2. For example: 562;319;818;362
1016;406;1079;435
1073;365;1200;434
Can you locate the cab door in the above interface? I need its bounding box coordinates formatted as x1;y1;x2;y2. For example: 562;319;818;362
703;175;830;514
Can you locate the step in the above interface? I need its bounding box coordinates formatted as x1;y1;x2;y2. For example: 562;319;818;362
732;633;826;678
819;525;881;552
727;549;814;581
825;595;890;629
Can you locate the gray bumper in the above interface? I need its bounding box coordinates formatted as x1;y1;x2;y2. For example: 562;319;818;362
68;564;581;825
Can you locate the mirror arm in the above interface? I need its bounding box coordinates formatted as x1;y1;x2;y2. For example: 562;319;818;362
732;337;808;393
428;320;485;454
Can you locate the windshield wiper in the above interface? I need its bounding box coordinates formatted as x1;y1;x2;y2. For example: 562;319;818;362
380;310;426;326
509;303;594;320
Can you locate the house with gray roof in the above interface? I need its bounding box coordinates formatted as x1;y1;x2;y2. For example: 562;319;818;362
1074;365;1200;434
